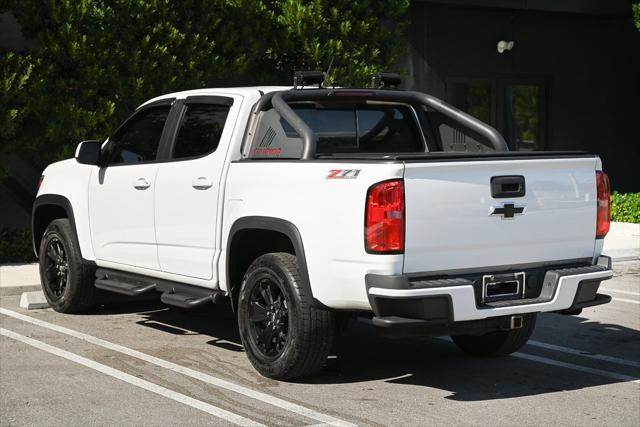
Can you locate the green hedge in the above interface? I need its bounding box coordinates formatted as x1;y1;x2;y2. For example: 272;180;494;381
611;192;640;224
0;228;36;263
1;1;410;173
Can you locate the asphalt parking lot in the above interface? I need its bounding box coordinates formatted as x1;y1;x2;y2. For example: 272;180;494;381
1;261;638;426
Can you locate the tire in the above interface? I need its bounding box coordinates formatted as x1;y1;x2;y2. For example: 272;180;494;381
451;313;537;357
237;252;335;380
38;218;99;313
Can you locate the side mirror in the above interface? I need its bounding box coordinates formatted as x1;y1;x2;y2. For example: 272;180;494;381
75;140;101;165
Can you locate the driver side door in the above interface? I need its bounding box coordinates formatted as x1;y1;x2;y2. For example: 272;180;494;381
88;101;173;271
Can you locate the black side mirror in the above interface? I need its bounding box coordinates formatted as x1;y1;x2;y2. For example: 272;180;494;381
75;140;102;165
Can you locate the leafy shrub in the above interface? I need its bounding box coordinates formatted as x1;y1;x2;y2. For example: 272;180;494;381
1;0;410;174
0;228;35;263
610;192;640;223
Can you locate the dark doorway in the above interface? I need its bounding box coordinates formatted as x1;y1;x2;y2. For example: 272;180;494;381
446;77;547;151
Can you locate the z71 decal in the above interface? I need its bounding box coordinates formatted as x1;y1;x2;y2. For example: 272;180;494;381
326;169;361;179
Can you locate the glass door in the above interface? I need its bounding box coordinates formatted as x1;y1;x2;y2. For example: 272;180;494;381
446;77;547;151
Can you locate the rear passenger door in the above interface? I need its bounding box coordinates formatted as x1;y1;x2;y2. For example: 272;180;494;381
155;95;239;282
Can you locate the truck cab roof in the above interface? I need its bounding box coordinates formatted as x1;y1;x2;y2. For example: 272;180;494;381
138;86;292;109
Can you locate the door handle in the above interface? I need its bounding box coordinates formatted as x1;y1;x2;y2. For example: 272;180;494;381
192;177;213;190
491;175;525;198
133;177;151;190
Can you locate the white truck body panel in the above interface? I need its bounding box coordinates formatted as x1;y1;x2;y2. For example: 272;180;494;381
403;157;599;274
36;159;96;260
221;161;405;309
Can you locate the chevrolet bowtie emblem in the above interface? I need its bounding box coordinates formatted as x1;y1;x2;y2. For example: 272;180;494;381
490;203;525;219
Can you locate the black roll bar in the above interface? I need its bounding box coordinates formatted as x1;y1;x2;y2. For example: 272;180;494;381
271;92;318;159
261;89;509;160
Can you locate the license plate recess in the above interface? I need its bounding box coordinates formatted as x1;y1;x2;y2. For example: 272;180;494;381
481;272;526;303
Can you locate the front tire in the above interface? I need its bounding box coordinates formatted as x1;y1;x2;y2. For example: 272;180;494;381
38;218;99;313
451;313;537;357
237;252;335;380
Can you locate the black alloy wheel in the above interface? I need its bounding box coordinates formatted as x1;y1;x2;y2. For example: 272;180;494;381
38;218;100;313
247;275;290;359
42;237;69;301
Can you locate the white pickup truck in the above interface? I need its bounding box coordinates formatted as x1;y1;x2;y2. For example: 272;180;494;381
33;73;613;379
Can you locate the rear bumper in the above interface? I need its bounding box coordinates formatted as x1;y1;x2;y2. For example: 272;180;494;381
366;256;613;327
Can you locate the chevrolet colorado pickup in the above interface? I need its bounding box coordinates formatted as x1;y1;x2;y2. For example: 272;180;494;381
33;73;613;379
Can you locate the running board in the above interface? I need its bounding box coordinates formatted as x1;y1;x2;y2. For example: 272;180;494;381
95;268;226;309
160;291;224;309
95;278;156;296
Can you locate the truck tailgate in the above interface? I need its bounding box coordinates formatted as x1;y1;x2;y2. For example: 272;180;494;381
402;157;598;273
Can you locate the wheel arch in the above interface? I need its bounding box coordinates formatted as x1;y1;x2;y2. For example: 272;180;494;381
32;195;77;258
226;216;314;311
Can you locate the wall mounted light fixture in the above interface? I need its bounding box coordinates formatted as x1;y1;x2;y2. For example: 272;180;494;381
497;40;515;53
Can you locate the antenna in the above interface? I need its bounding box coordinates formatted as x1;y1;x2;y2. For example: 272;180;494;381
324;57;334;87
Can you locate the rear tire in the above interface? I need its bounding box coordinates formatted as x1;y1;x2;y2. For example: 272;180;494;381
38;219;99;313
237;252;335;380
451;313;537;357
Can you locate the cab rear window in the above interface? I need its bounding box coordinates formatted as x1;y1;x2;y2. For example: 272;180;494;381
249;101;426;159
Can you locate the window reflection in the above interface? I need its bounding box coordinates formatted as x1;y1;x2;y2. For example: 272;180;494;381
506;84;541;151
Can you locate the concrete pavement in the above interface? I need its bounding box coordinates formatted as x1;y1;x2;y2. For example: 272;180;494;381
1;261;638;426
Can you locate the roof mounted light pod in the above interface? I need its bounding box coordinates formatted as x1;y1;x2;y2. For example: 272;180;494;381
371;72;401;89
293;70;325;89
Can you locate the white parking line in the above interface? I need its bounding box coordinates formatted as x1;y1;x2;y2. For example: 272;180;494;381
602;288;640;297
612;297;640;305
527;340;640;368
0;308;355;427
437;337;640;384
512;352;640;384
0;328;264;427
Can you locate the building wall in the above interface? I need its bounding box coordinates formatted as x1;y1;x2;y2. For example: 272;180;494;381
407;2;640;192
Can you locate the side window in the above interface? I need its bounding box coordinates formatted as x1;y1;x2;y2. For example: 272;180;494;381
172;103;231;159
107;106;171;165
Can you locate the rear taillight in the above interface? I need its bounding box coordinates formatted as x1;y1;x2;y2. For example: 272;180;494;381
36;175;44;192
365;179;405;253
596;171;610;239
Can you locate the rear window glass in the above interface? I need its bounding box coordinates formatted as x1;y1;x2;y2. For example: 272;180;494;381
249;102;425;158
288;103;424;154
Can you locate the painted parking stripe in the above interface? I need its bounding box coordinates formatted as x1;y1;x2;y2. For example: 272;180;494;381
527;340;640;368
612;297;640;305
601;288;640;297
512;352;640;384
437;337;640;384
0;328;264;427
0;308;355;427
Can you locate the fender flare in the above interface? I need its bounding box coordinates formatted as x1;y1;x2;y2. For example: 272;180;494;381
31;194;77;257
227;216;317;306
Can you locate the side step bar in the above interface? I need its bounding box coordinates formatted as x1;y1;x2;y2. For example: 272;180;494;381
95;268;225;309
161;291;225;309
95;278;156;296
